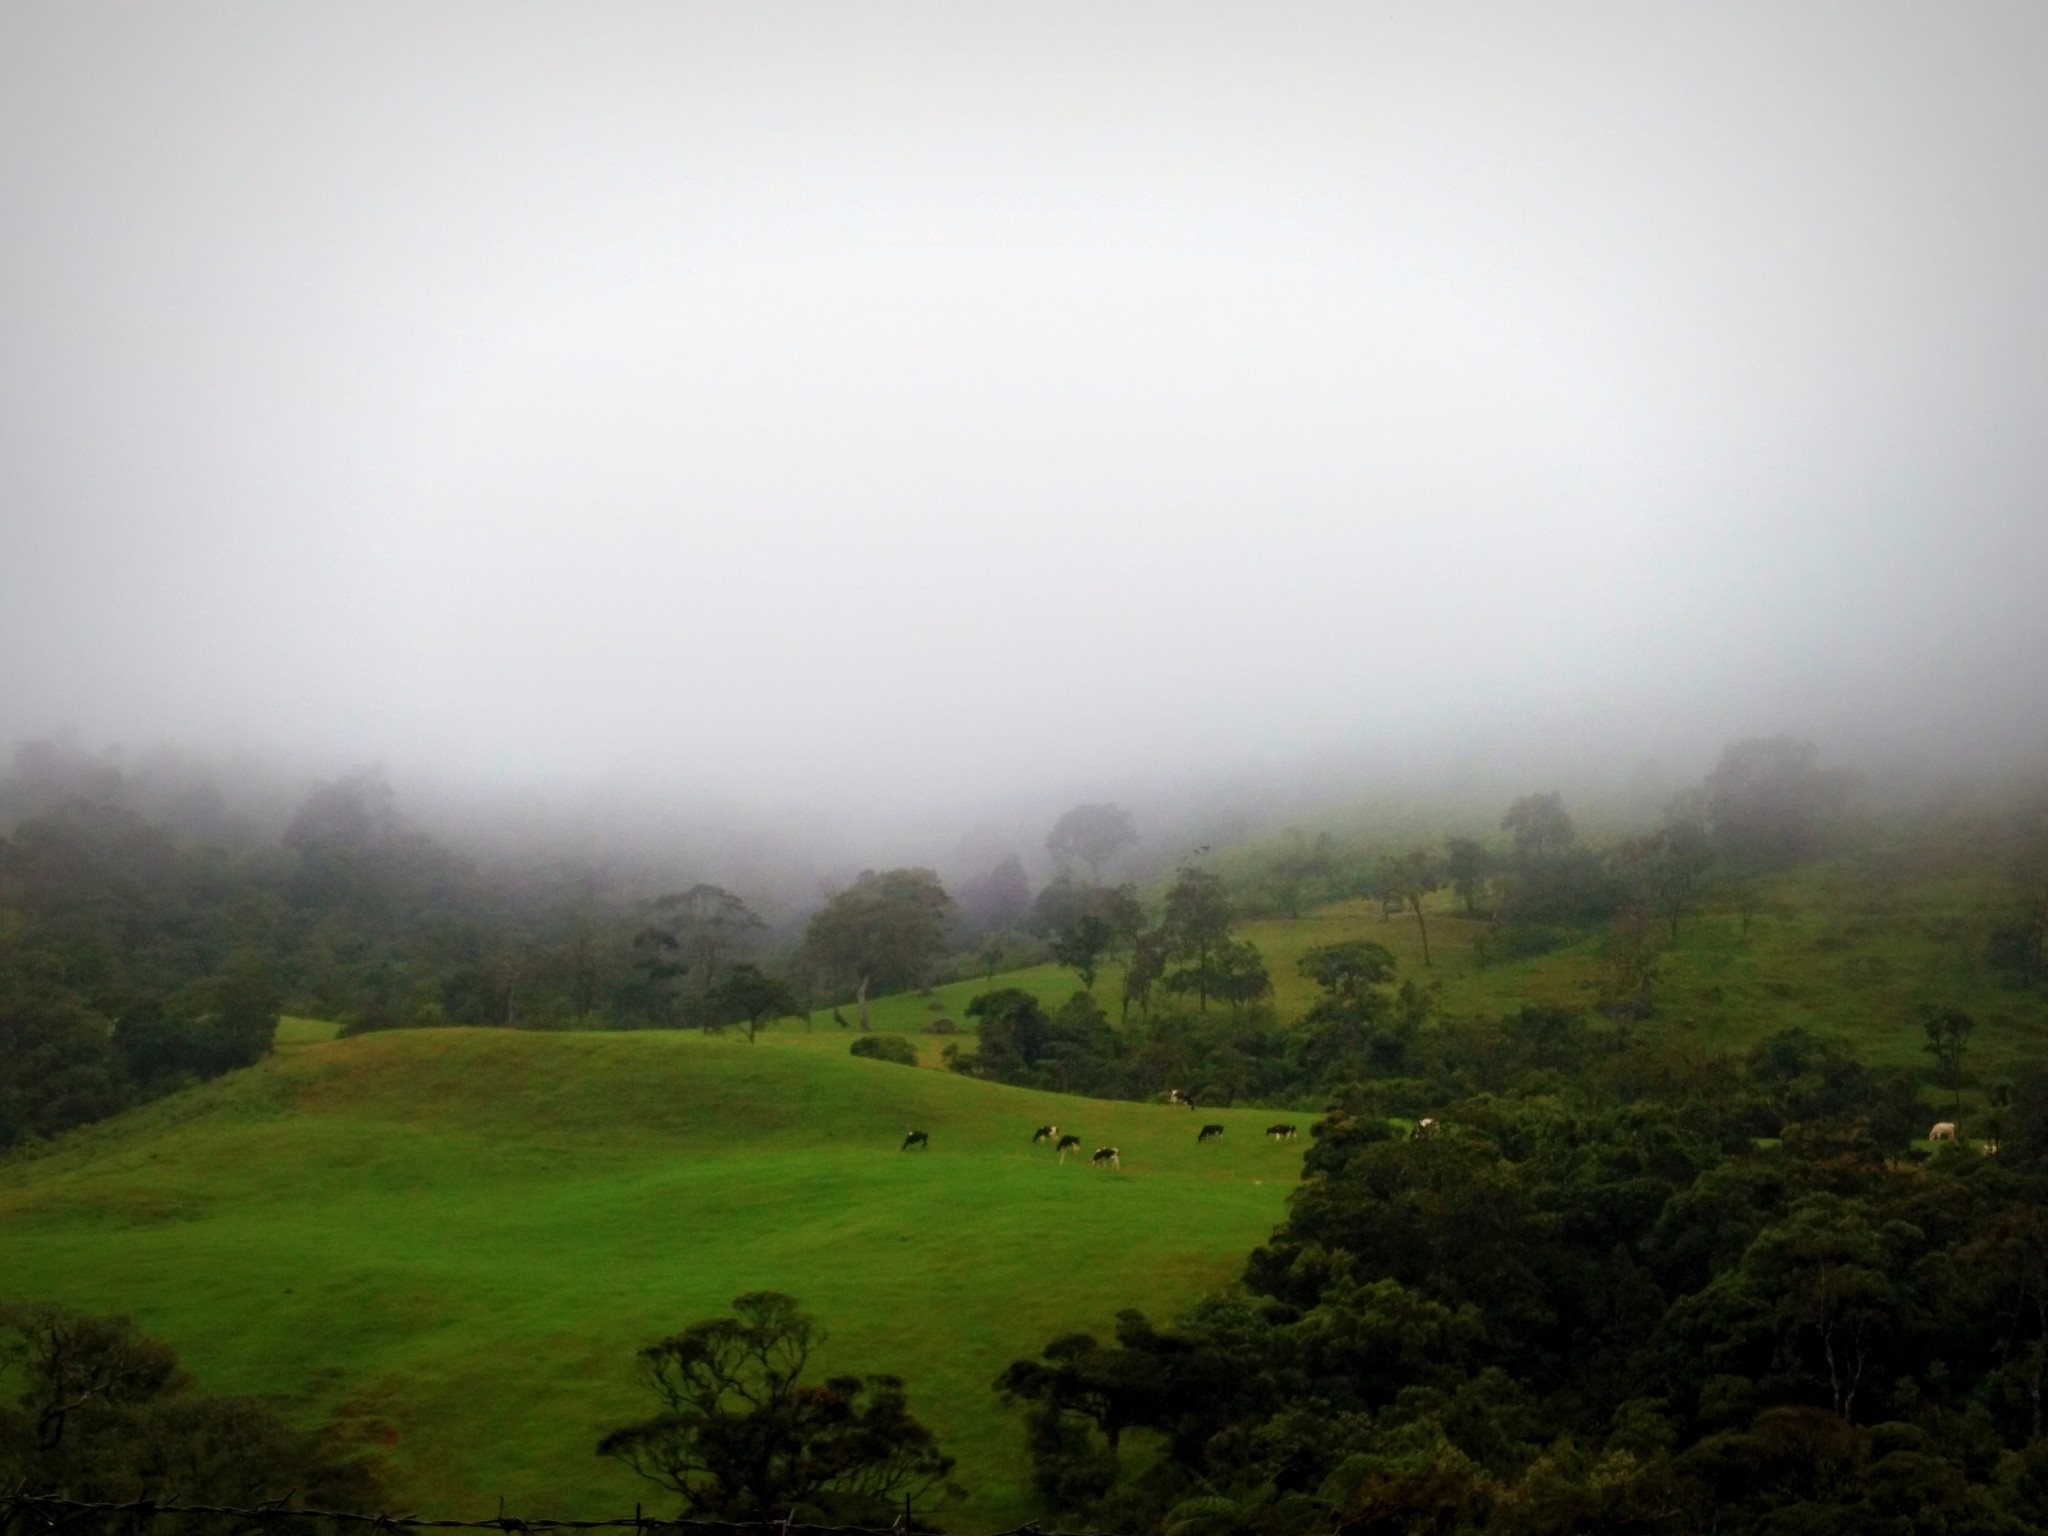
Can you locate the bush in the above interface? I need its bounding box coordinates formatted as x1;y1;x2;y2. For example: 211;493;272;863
849;1034;919;1066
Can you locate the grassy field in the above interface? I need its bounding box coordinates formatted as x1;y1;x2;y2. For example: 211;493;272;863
0;1027;1306;1526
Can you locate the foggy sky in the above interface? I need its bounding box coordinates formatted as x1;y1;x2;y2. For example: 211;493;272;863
3;3;2046;822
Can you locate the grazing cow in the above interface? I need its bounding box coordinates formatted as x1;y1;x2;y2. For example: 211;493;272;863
1198;1123;1225;1142
1929;1122;1957;1142
1090;1145;1121;1169
1032;1124;1059;1144
1265;1123;1298;1141
902;1130;930;1151
1166;1088;1197;1110
1055;1133;1083;1156
1411;1117;1439;1141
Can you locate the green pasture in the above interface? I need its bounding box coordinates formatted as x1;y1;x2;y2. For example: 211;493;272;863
0;1028;1305;1526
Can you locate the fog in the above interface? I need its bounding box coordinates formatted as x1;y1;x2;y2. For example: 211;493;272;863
3;4;2046;839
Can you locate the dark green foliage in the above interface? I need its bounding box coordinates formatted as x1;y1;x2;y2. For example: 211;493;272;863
113;959;280;1087
0;991;128;1147
1443;836;1493;918
596;1292;954;1522
848;1033;918;1066
1050;912;1114;991
0;1303;381;1518
704;962;800;1043
1000;1018;2048;1534
1161;868;1236;1015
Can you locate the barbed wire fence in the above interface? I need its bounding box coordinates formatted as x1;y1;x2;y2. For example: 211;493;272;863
0;1495;1120;1536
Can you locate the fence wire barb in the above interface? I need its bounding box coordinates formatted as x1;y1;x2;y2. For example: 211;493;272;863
0;1495;1110;1536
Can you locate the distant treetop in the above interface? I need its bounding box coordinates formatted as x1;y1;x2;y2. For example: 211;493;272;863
1047;803;1137;879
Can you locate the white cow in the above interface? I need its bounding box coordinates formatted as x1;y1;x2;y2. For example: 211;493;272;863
1928;1121;1957;1142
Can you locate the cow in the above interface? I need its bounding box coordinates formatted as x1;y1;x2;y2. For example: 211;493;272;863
902;1130;930;1150
1983;1139;2002;1156
1032;1124;1059;1144
1166;1088;1197;1110
1411;1117;1439;1141
1265;1123;1298;1141
1055;1133;1083;1157
1090;1146;1121;1169
1198;1123;1226;1143
1929;1122;1957;1142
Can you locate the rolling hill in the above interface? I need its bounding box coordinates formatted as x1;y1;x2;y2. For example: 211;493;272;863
0;1025;1308;1526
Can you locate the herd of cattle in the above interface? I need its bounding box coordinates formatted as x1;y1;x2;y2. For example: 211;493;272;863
895;1091;1444;1168
902;1109;1981;1161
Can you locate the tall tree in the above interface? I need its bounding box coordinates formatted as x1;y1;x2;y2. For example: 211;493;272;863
652;884;765;994
1050;913;1113;992
803;869;953;1029
1443;837;1493;918
1160;868;1233;1015
1501;792;1575;860
1046;804;1137;881
1704;735;1849;872
1384;849;1441;966
955;855;1033;935
1923;1007;1975;1116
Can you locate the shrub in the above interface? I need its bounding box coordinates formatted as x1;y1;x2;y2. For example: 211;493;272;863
850;1034;919;1066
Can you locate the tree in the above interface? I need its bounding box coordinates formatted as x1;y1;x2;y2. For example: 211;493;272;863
705;963;801;1044
955;856;1032;936
1046;804;1137;881
803;870;954;1029
596;1293;954;1522
1501;792;1574;860
1704;736;1849;872
1160;868;1233;1015
652;885;766;995
0;1304;381;1511
1443;837;1493;918
1051;913;1114;991
1922;1007;1975;1116
1385;850;1441;966
1599;901;1659;1018
1644;800;1716;940
1122;927;1169;1022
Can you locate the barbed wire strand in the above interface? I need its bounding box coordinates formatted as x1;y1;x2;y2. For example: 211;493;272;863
0;1495;1120;1536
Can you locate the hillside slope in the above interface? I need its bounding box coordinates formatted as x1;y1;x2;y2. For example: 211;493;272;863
0;1028;1305;1526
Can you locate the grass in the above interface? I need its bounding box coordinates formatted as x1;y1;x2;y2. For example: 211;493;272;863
0;1027;1307;1526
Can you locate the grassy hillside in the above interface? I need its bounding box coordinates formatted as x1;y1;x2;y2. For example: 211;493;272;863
852;838;2045;1131
0;1027;1305;1525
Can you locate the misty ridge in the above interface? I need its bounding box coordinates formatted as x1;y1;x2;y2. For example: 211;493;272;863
1;720;2041;1070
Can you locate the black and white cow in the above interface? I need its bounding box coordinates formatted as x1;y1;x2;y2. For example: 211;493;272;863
901;1130;930;1150
1055;1133;1083;1155
1265;1123;1298;1141
1032;1124;1059;1144
1165;1088;1197;1110
1198;1123;1226;1142
1090;1145;1121;1169
1411;1117;1439;1141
